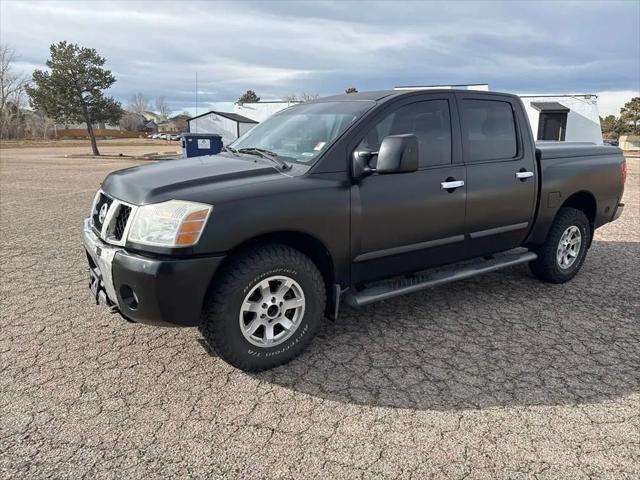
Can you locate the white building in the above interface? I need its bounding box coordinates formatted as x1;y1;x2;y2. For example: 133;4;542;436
394;84;490;91
520;94;603;144
233;101;299;123
187;111;258;145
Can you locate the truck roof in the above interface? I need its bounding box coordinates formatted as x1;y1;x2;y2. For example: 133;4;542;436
316;89;520;103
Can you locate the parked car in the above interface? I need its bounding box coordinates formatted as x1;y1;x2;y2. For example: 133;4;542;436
83;89;626;371
603;138;619;146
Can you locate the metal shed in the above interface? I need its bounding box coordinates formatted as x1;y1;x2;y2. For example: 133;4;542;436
187;111;258;145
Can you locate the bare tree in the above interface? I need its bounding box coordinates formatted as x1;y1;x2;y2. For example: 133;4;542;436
155;96;170;121
127;92;149;114
300;92;320;102
1;100;26;138
120;111;146;131
0;44;28;138
282;92;318;103
24;110;55;139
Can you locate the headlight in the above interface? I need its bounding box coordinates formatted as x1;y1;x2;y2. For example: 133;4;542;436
127;200;212;247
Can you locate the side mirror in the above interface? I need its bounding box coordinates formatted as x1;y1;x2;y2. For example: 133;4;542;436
351;150;377;179
376;134;418;174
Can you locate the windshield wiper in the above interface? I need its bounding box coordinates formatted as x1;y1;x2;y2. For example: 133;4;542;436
221;146;240;156
237;147;290;170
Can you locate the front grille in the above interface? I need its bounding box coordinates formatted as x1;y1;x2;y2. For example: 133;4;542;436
113;205;131;240
92;192;113;233
90;191;136;246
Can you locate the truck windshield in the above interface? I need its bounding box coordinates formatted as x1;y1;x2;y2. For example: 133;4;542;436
230;101;373;165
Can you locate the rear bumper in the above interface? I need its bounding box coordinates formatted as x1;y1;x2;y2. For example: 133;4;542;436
82;219;225;327
612;202;624;222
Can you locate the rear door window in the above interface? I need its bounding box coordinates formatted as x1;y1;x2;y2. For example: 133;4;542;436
461;99;517;162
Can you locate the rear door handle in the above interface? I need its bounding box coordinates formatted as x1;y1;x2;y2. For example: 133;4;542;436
441;180;465;190
515;171;534;179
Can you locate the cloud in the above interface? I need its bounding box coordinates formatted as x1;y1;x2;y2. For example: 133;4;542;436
596;90;640;117
1;0;638;113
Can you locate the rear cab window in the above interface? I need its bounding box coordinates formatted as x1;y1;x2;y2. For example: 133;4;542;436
461;99;518;162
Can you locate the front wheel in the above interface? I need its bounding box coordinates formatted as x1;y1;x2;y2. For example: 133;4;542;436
529;207;591;283
199;245;326;371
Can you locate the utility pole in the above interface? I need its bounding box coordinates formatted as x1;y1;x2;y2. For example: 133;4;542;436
195;72;198;132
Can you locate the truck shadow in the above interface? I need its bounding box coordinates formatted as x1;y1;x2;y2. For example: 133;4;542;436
247;240;640;411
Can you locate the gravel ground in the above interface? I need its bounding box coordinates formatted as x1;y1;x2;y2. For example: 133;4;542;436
1;144;639;479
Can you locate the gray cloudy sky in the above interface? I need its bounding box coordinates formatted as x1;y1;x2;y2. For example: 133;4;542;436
1;0;639;115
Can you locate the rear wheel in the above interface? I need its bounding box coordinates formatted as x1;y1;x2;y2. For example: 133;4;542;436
529;207;591;283
200;244;326;371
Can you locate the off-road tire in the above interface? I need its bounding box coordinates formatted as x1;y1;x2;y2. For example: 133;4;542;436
199;244;326;371
529;207;591;283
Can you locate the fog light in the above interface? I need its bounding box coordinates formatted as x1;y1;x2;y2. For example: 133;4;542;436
120;285;139;310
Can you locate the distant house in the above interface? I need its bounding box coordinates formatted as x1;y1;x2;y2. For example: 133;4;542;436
158;114;190;133
188;111;258;145
144;120;158;133
141;111;163;124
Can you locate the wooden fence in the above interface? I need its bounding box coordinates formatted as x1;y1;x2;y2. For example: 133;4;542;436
56;129;145;139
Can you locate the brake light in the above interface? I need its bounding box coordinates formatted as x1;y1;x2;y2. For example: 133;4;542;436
621;159;627;187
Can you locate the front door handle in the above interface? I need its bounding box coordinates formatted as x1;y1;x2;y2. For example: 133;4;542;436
441;180;465;190
516;171;534;180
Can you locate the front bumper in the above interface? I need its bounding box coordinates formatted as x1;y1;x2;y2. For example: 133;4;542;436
82;219;225;327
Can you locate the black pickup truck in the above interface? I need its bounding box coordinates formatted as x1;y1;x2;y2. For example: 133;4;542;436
83;89;626;371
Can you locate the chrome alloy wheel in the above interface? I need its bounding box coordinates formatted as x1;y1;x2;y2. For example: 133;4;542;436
556;225;582;269
239;275;306;347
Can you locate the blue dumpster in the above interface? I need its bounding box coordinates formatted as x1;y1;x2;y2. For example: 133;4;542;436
181;133;223;158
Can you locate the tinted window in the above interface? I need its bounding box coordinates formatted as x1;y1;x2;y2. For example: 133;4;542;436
462;99;517;162
358;100;452;167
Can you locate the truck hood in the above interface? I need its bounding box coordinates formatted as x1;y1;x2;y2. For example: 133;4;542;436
101;153;287;205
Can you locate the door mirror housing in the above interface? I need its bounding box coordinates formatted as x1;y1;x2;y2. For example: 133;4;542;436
376;134;419;174
351;150;377;179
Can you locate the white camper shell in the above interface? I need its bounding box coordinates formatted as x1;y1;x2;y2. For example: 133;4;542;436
520;94;603;144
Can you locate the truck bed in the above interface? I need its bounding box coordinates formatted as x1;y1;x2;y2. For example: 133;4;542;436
527;142;625;245
536;142;622;160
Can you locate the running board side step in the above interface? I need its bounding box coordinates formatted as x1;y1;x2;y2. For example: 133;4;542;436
344;250;537;307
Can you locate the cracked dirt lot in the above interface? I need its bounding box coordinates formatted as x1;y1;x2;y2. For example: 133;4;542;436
1;143;639;479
